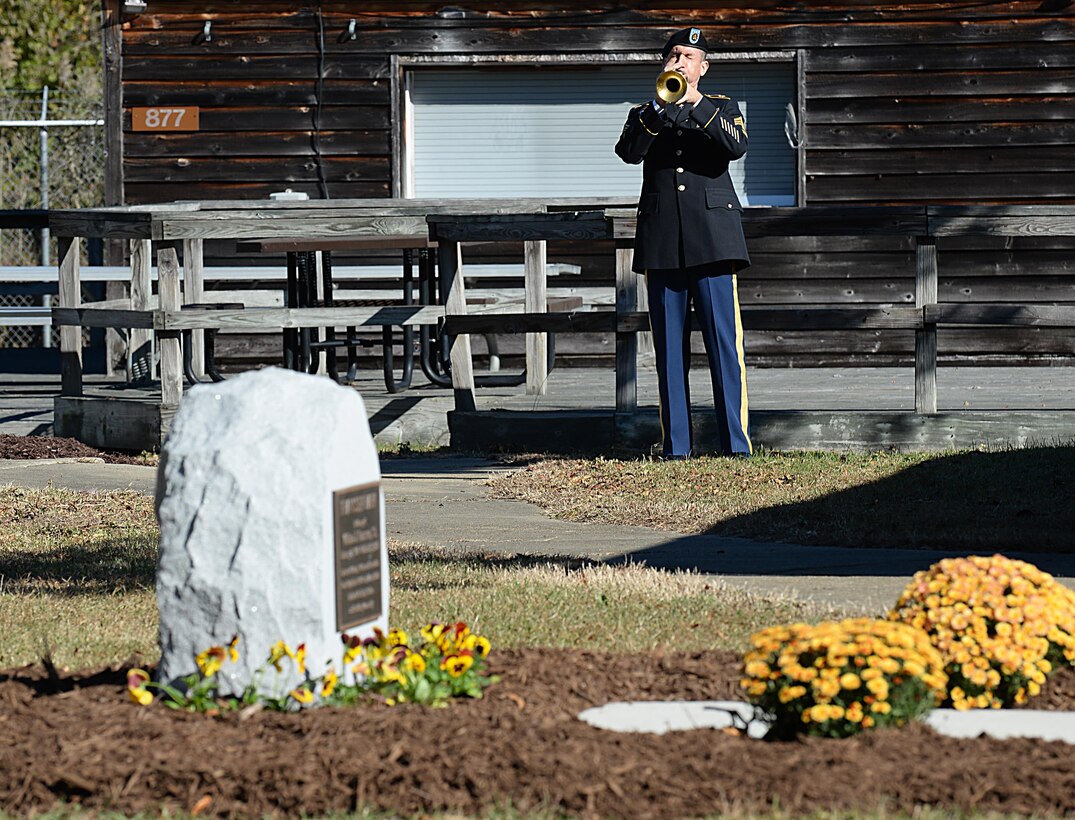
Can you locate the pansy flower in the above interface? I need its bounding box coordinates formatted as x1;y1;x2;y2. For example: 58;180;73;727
195;644;226;677
269;640;295;672
441;651;474;678
127;668;153;706
321;668;338;698
290;686;314;705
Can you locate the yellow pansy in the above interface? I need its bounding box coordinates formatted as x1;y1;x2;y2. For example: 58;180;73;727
127;668;153;706
321;668;338;698
441;652;474;678
269;640;294;672
195;644;226;678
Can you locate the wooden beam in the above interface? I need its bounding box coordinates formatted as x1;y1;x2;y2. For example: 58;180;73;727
440;241;476;412
915;237;939;415
428;212;609;243
615;247;638;413
129;238;153;382
157;248;183;408
524;239;547;396
927;206;1075;237
57;236;82;397
101;0;124;209
444;311;616;335
924;304;1075;328
616;306;922;333
53;307;154;329
48;211;154;240
183;238;205;378
156;304;446;331
156;213;432;241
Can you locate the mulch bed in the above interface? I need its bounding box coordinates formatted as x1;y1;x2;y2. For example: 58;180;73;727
0;434;154;465
3;650;1075;818
4;435;1075;815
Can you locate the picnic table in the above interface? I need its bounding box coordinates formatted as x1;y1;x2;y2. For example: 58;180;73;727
45;197;630;445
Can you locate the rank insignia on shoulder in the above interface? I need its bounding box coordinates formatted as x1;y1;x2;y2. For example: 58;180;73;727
706;93;730;100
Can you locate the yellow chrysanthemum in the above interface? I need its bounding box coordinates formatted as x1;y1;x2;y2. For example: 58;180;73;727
890;554;1075;709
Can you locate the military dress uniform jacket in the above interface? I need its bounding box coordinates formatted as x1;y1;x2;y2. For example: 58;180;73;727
615;93;750;274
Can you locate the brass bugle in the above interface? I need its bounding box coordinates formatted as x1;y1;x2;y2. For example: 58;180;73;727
656;70;688;104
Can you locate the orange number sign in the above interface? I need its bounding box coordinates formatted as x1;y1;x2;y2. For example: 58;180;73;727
132;107;200;131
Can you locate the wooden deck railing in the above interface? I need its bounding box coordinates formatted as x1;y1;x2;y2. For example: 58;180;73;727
432;205;1075;416
44;201;1075;450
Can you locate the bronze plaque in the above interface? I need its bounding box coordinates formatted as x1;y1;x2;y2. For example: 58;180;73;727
333;482;383;632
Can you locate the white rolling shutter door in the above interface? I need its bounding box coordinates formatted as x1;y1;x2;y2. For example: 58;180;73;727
408;62;794;206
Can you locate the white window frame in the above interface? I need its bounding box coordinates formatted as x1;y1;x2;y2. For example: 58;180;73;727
391;51;800;202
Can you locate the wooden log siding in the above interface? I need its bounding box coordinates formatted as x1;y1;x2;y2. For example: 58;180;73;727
118;1;1075;204
114;1;1075;365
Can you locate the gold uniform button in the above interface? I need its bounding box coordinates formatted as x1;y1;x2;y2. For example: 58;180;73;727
727;203;733;209
677;184;686;192
675;149;683;156
676;167;684;173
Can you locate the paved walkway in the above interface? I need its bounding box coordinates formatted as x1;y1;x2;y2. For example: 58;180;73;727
4;455;1074;613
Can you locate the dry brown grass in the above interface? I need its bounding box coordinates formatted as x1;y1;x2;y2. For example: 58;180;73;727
488;447;1075;551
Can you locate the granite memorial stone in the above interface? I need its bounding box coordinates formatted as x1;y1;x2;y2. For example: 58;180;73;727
155;367;387;695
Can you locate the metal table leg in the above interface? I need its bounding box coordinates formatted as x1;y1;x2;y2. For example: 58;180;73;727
283;252;300;370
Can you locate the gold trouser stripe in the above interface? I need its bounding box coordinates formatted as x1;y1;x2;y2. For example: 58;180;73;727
731;274;752;454
644;269;666;448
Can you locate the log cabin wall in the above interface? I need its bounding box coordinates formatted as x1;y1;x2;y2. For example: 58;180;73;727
113;1;1075;367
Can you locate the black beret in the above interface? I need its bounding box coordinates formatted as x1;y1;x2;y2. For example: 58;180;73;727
662;27;709;58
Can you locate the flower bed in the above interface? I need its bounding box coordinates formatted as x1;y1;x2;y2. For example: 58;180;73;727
890;554;1075;709
741;618;948;739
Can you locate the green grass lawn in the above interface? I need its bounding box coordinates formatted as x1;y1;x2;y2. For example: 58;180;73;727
4;445;1070;670
0;486;860;670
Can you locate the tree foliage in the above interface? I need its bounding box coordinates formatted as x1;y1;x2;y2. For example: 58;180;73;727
0;0;102;92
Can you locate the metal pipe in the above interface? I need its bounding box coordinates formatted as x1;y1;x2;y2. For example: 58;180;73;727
39;87;51;348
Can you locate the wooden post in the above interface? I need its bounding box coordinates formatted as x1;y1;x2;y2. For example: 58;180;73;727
615;246;638;412
635;267;654;362
57;235;83;397
129;238;154;382
182;238;205;379
439;240;476;411
101;0;125;377
524;239;548;395
915;236;938;414
158;247;183;408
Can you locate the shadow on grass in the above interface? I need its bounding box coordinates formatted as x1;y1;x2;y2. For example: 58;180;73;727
713;447;1075;552
0;536;157;596
604;447;1075;579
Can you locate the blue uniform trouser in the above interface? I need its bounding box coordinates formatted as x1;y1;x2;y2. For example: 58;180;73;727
646;263;752;457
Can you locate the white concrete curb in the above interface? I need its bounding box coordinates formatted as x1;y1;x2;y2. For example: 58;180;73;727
578;700;1075;744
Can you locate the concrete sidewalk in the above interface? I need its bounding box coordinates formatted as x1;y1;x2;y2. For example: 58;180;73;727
3;455;1074;613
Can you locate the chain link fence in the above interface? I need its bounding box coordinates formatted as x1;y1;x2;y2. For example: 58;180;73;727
1;87;104;348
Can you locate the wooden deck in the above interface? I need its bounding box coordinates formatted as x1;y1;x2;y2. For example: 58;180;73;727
5;365;1073;453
